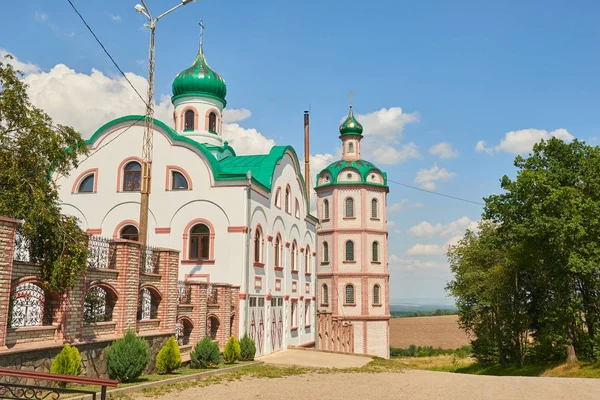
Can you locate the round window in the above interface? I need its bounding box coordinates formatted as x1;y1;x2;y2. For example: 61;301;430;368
347;173;352;179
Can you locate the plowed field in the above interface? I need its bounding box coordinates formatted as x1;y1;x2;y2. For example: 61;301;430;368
389;315;470;349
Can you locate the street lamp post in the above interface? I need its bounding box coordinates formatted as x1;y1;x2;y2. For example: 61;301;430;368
135;0;196;246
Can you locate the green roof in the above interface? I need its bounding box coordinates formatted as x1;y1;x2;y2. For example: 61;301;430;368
171;50;227;105
316;159;388;189
339;106;363;136
86;116;316;215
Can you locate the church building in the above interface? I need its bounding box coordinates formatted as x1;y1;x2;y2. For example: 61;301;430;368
315;107;391;358
57;40;318;356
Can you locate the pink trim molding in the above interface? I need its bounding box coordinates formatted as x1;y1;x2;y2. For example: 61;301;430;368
71;168;98;193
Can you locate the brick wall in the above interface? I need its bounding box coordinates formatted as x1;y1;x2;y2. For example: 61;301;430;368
0;217;18;348
316;311;354;354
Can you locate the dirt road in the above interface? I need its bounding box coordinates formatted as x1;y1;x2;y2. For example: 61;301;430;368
134;370;600;400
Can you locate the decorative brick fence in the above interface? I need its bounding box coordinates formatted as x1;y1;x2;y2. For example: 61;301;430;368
0;216;239;378
316;312;354;354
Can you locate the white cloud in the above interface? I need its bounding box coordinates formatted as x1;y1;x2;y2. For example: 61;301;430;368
348;107;420;164
405;244;446;256
0;49;40;74
34;11;48;22
222;123;274;155
414;164;456;190
389;256;447;272
4;52;277;159
388;199;424;213
111;14;122;22
387;221;396;229
476;128;574;155
136;60;145;65
408;216;476;238
429;142;459;159
222;108;251;123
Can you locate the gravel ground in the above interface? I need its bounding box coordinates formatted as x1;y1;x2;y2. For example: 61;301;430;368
134;370;600;400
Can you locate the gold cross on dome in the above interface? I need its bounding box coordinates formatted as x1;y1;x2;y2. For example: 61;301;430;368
348;90;354;107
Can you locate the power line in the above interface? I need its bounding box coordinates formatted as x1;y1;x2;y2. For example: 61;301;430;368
310;154;484;206
66;0;148;108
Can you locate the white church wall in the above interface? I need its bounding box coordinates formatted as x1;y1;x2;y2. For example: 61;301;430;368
366;320;389;358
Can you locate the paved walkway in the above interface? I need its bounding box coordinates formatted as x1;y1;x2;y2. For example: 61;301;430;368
256;349;371;368
135;370;600;400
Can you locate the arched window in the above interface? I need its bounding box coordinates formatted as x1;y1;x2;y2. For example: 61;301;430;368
295;199;300;218
322;284;329;305
123;161;141;191
345;241;354;262
345;198;354;218
323;199;329;219
176;317;193;345
9;282;51;327
254;226;263;263
78;174;95;193
371;198;378;218
348;142;354;153
137;287;159;320
208;112;217;132
373;285;381;305
322;242;329;263
84;286;116;323
189;223;211;259
291;241;298;271
345;284;355;305
120;225;139;241
172;171;189;190
372;241;379;262
305;245;311;274
208;316;220;339
184;109;195;131
274;188;281;208
274;234;282;268
285;186;291;213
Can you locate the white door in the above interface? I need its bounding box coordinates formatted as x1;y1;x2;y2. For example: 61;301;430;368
270;297;284;353
248;296;265;356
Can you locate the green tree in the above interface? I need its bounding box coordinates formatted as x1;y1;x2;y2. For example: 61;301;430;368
0;54;88;292
50;344;82;387
223;336;241;364
156;336;182;374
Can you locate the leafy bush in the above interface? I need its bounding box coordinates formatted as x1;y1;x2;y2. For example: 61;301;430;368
390;344;472;359
156;336;182;374
223;336;241;364
239;333;256;361
50;344;82;387
190;336;220;369
106;331;149;382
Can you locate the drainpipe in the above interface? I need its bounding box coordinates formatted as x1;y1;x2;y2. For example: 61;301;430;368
243;171;252;336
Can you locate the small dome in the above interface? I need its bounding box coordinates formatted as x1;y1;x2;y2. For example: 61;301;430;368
339;107;363;136
316;159;387;188
172;50;227;105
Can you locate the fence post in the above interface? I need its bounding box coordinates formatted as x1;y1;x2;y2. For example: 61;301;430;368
0;217;19;348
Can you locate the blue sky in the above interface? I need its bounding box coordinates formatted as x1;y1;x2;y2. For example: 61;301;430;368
3;0;600;303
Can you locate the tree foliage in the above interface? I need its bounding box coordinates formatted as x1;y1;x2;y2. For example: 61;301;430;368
239;333;256;361
106;331;150;382
223;336;241;364
156;336;182;374
0;55;88;292
448;138;600;365
190;336;220;369
50;344;82;387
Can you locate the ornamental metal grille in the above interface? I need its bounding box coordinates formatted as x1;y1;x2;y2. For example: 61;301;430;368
140;245;160;274
9;283;51;328
178;281;191;304
208;316;219;339
207;285;218;304
13;229;44;263
175;318;192;345
84;286;115;323
137;288;159;320
87;236;116;269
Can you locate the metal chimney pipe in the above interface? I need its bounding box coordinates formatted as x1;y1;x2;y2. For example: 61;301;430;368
304;110;310;208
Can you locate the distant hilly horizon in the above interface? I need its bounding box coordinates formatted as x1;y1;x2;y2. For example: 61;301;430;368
390;297;457;307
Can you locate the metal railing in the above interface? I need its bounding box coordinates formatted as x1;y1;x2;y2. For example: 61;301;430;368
140;245;160;274
87;236;117;269
12;228;44;263
207;285;218;305
178;281;191;304
0;367;117;400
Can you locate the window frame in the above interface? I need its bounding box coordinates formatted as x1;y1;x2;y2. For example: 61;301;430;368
188;223;211;260
290;300;298;330
323;199;330;220
322;284;329;306
120;224;139;241
322;242;329;264
274;188;282;208
77;173;95;193
123;161;142;192
371;198;378;219
184;109;195;131
171;170;189;190
372;241;380;262
345;197;355;218
373;284;381;305
345;240;355;262
344;284;355;305
305;245;311;275
208;112;217;133
291;240;298;272
253;226;264;266
274;234;283;270
285;186;292;214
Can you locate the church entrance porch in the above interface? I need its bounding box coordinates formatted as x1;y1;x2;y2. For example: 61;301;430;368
248;296;265;356
270;296;284;353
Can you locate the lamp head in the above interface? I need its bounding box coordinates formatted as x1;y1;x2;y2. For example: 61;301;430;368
134;4;146;13
182;0;197;4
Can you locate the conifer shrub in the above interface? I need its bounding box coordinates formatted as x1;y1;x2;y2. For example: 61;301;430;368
106;331;149;382
239;333;256;361
50;344;82;387
156;336;182;374
190;336;220;369
223;336;241;364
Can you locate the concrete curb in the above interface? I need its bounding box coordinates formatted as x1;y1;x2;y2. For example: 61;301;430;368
69;361;264;400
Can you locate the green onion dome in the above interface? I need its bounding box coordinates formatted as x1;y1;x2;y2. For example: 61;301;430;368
171;50;227;105
339;106;363;136
316;159;388;188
